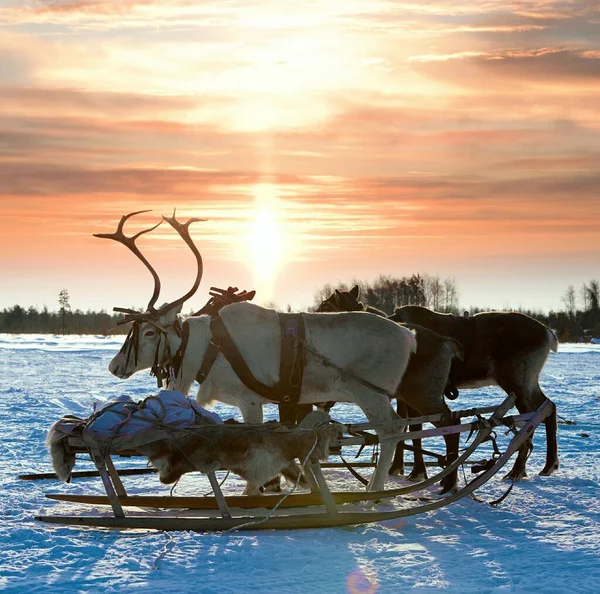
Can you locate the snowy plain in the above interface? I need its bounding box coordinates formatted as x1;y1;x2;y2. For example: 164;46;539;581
0;334;599;594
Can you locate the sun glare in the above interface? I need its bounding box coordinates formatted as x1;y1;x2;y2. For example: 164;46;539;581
248;183;284;302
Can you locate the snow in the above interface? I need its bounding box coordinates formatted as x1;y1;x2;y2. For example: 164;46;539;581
1;334;599;593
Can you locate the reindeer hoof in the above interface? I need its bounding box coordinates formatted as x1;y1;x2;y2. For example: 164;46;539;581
503;469;527;482
539;462;559;476
260;476;283;493
439;479;458;494
388;466;405;476
407;470;428;482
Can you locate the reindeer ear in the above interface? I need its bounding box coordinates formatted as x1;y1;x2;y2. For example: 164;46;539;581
350;285;359;299
159;303;183;325
335;289;342;297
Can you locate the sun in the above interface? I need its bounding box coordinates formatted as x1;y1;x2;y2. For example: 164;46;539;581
248;183;284;302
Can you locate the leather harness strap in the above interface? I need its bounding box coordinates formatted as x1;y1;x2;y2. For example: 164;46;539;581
171;320;190;380
195;313;307;405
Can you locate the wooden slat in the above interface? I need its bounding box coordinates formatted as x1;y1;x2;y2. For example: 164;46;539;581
18;468;157;481
45;490;389;510
338;411;532;447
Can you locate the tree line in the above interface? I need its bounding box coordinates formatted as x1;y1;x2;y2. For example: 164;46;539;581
313;274;459;314
1;278;599;342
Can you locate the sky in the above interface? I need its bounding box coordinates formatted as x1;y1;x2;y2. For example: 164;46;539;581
1;0;599;315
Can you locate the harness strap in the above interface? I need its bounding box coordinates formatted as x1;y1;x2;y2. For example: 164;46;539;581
277;313;306;404
172;320;190;379
196;335;222;384
205;315;279;400
195;314;307;405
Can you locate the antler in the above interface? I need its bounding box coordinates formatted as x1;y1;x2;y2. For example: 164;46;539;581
94;210;163;311
193;286;256;317
158;209;207;314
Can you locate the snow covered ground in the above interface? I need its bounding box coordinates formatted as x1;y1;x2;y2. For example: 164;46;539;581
1;334;599;593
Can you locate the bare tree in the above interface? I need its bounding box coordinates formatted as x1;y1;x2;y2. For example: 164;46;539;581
443;277;459;313
562;285;577;318
580;283;590;311
58;289;71;335
587;279;599;311
424;274;443;311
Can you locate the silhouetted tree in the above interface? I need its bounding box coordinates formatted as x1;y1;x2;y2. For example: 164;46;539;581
562;285;576;319
58;289;71;335
587;280;599;311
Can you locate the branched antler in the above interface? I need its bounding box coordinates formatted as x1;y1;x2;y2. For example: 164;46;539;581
96;209;208;320
94;210;163;311
159;209;208;314
194;286;256;317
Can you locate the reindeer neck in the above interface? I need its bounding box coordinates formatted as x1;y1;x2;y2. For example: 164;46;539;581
173;316;212;395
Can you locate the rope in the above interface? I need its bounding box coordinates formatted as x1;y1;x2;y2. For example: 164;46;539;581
556;414;600;428
302;341;395;399
203;470;231;497
153;531;176;570
558;415;577;425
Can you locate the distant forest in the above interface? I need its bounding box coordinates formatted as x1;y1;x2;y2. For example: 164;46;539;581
1;276;599;342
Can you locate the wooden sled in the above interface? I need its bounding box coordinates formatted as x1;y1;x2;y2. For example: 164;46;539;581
36;395;554;531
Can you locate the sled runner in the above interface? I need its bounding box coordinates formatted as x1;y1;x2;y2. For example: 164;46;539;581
36;393;554;532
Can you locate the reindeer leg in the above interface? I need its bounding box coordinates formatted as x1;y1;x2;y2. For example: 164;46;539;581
504;439;533;482
502;391;531;482
434;418;460;494
355;392;400;492
539;395;559;476
406;424;428;481
389;400;407;475
406;403;428;481
278;403;313;427
500;380;552;481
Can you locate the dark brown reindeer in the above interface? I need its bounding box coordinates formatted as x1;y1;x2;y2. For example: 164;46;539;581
390;304;559;481
318;286;464;493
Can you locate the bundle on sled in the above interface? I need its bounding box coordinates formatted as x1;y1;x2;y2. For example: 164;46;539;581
46;389;338;495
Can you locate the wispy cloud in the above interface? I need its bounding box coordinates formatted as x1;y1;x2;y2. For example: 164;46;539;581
0;0;599;311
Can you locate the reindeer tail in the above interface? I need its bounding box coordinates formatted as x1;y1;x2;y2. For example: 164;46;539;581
447;337;465;361
548;328;559;353
46;422;76;482
405;326;418;354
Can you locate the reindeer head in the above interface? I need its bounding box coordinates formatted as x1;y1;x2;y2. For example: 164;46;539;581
393;305;443;326
95;210;205;381
317;285;363;313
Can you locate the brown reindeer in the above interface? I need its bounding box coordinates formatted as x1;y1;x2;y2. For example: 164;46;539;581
318;286;464;493
390;305;559;480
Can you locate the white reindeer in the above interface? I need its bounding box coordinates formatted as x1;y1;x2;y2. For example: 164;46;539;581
96;211;417;491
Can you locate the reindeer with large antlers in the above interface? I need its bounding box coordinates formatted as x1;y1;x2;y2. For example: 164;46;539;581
97;211;418;491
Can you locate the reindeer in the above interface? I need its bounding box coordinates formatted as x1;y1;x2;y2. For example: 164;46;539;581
318;286;464;492
96;212;417;492
390;304;559;481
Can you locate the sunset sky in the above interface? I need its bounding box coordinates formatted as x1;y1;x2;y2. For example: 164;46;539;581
1;0;599;315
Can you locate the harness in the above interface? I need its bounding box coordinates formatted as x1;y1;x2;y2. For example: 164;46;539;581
195;313;307;405
121;291;395;404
